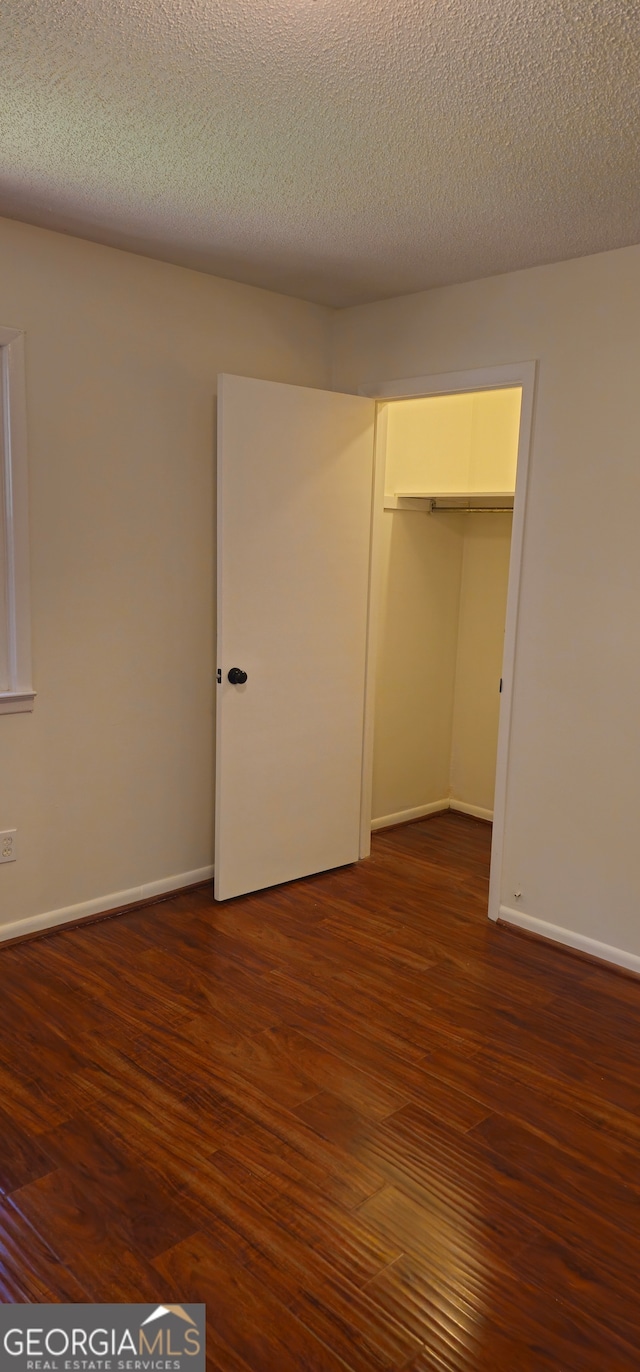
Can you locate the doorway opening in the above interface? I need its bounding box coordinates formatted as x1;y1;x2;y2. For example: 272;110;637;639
360;364;535;921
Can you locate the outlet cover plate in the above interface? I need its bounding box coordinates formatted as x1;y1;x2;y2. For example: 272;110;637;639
0;830;16;863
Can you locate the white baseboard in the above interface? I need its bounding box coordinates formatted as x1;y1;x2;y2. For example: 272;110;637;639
372;797;493;831
499;904;640;977
372;799;450;831
449;799;494;822
0;864;214;946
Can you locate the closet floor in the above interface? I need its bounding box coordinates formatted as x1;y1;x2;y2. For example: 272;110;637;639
1;812;639;1369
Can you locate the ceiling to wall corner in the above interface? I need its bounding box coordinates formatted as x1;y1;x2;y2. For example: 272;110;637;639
0;0;638;307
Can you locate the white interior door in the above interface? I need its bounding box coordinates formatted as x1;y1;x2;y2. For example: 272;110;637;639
215;374;376;900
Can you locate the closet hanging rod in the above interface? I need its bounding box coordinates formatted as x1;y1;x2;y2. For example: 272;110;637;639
429;505;513;514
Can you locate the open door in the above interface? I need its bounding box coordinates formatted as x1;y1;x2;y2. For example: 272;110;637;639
215;374;376;900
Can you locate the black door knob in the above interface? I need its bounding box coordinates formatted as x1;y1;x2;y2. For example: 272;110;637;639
228;667;248;685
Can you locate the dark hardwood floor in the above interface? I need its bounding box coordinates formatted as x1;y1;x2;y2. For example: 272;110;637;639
2;812;640;1369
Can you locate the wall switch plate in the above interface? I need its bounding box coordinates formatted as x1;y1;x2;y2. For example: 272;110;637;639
0;830;16;863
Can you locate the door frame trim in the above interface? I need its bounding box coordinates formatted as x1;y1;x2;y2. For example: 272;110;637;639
358;361;538;924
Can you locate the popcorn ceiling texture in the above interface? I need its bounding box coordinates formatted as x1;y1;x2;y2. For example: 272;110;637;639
0;0;638;306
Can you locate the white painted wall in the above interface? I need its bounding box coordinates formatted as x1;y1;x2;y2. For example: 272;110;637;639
334;241;640;966
371;509;463;825
5;215;640;974
384;388;520;495
0;216;331;935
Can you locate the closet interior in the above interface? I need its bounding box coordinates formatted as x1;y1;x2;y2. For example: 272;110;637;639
371;386;522;830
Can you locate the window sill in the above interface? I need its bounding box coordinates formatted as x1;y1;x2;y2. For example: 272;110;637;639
0;691;36;715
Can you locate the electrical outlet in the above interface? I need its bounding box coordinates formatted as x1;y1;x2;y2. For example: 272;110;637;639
0;830;16;863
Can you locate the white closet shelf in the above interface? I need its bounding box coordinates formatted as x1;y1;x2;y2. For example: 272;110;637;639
384;492;514;512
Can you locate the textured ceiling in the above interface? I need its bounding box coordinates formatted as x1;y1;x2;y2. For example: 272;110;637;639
0;0;639;307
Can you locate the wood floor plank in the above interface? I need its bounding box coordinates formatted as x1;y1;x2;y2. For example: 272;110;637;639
0;1060;70;1136
415;1042;640;1180
0;1198;90;1302
247;1024;412;1120
11;1170;176;1302
0;1104;56;1196
469;1110;640;1240
172;1160;421;1372
39;1111;201;1258
154;1229;412;1372
509;1226;640;1354
1;812;639;1370
363;1103;639;1260
368;1251;639;1372
214;1156;404;1289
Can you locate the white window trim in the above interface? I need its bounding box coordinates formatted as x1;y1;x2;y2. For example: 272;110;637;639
0;326;34;714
